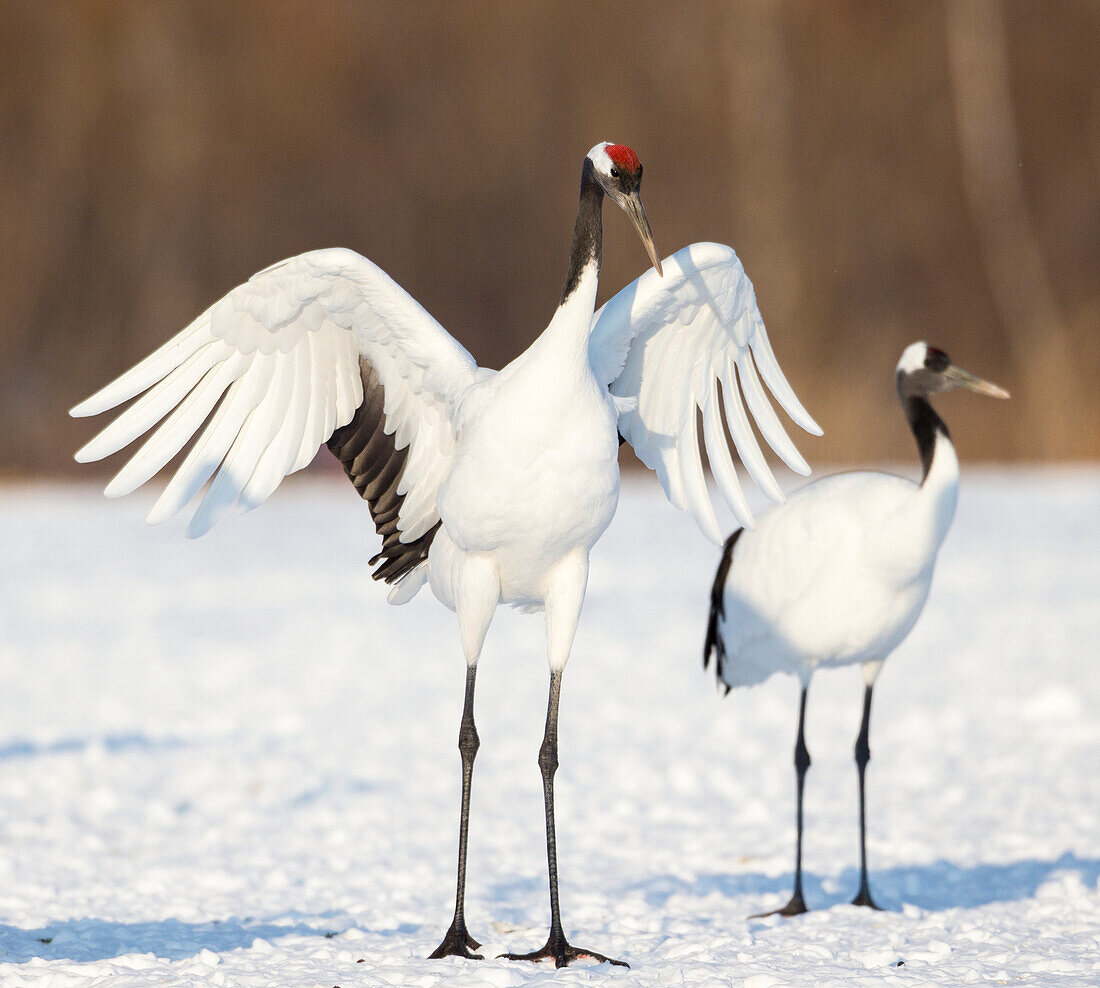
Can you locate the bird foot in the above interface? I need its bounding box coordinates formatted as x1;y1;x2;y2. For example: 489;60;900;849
428;921;483;960
499;932;628;969
750;890;809;919
851;888;882;910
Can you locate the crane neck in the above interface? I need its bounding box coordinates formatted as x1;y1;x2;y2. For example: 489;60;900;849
560;159;604;306
517;157;604;374
902;394;949;484
900;390;959;546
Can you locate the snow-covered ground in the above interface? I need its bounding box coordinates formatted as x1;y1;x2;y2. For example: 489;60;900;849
0;468;1097;987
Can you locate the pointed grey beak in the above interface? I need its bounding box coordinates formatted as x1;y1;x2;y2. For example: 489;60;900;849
944;364;1010;399
623;191;663;276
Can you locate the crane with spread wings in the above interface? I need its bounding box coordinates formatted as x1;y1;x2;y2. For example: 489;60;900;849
71;142;819;968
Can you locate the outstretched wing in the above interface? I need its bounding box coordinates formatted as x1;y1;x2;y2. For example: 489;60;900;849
589;242;821;543
71;248;480;591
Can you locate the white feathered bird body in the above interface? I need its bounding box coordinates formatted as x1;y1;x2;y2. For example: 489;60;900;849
712;437;960;689
432;259;622;613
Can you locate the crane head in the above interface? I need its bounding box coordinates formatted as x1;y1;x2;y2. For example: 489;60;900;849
587;142;663;276
896;342;1010;399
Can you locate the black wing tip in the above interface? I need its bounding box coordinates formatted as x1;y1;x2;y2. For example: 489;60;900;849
327;358;441;588
369;521;440;585
704;528;743;689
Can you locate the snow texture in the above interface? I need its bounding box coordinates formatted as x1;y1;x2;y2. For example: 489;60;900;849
0;468;1097;986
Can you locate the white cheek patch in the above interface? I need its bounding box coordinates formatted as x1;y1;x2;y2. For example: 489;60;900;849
586;142;614;178
896;341;929;375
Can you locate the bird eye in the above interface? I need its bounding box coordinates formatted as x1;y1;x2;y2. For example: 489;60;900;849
609;167;620;179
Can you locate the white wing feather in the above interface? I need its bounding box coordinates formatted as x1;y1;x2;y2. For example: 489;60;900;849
589;242;821;543
72;248;480;539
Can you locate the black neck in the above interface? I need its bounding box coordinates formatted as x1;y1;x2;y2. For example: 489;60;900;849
901;393;949;483
560;159;604;305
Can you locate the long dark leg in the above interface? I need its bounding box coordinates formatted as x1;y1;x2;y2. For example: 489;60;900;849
429;665;484;959
500;669;627;968
851;684;881;909
753;684;811;918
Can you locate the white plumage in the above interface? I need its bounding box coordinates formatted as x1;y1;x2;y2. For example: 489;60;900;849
73;242;816;557
74;247;476;545
72;143;818;967
705;340;1007;916
714;463;954;689
593;245;817;541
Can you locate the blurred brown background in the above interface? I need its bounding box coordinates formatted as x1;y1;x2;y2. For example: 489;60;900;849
2;0;1098;479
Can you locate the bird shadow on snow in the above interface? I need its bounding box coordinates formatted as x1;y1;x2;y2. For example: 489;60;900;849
0;733;187;761
626;851;1100;914
0;915;354;965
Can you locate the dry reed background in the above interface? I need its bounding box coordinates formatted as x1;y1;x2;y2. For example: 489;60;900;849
2;1;1098;478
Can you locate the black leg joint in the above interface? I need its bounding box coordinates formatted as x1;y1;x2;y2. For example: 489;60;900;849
854;683;873;772
458;721;480;764
794;733;811;775
538;735;558;778
854;733;870;772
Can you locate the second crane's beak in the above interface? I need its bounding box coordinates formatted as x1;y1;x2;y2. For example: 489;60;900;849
944;364;1010;399
624;191;663;277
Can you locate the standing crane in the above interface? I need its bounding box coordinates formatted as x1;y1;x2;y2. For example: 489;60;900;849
71;142;819;967
704;341;1007;917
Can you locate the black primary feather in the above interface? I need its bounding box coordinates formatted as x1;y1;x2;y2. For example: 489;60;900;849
327;358;440;585
704;528;743;694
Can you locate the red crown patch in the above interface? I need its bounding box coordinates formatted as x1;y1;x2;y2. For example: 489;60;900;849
605;144;640;174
